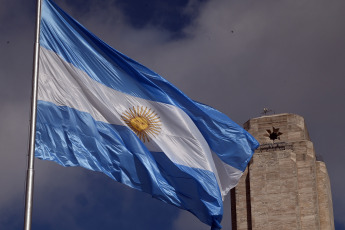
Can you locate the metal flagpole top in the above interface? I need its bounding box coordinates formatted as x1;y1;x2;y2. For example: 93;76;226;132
24;0;42;229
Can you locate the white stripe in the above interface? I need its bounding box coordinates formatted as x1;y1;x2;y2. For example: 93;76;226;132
38;47;243;197
211;151;243;199
38;47;215;171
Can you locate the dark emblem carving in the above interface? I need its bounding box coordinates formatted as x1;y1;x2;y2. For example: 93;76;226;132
264;127;283;141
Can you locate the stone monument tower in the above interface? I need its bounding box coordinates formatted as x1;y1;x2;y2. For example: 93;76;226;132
231;113;334;230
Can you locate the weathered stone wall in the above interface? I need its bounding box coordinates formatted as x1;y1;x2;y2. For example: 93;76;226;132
231;113;334;230
316;161;335;230
231;168;251;230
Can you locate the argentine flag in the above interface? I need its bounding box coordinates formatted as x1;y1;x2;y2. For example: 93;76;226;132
36;0;259;229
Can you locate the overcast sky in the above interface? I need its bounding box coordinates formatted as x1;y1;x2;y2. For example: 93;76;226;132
1;0;345;229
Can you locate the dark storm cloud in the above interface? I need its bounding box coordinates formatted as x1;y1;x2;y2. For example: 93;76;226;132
57;0;208;39
1;0;345;229
114;0;207;38
0;0;36;216
28;163;180;230
336;221;345;230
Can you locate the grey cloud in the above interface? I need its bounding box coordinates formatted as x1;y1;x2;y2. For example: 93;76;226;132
1;0;345;229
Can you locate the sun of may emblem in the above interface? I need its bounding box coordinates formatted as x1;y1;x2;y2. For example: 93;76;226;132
121;106;162;142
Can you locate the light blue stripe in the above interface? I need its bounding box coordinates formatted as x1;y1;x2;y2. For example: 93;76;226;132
35;100;223;229
41;0;166;103
41;0;258;172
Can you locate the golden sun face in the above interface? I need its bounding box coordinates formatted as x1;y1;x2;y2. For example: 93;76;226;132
121;106;161;142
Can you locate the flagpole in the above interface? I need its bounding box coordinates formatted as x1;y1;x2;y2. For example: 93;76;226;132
24;0;42;229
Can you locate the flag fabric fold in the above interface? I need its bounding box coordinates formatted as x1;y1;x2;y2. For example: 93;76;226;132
36;0;259;229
